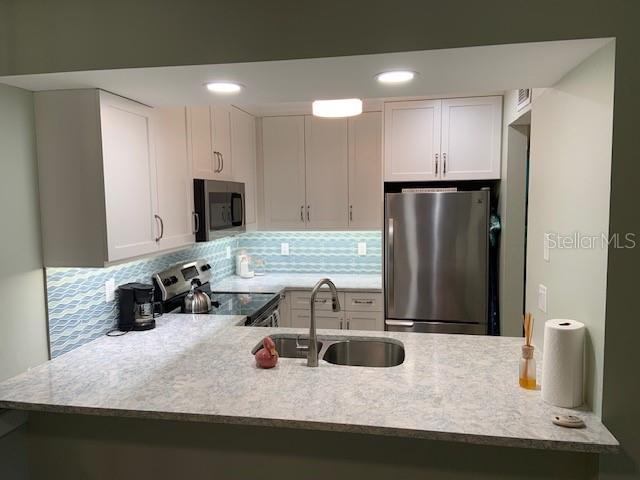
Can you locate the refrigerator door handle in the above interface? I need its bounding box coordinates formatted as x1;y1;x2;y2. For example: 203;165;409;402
387;217;395;314
385;319;414;328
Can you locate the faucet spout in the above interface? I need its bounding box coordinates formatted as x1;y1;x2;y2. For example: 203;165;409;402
308;278;340;367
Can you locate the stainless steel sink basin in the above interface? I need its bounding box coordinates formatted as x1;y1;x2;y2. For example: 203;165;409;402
252;336;322;359
322;340;405;367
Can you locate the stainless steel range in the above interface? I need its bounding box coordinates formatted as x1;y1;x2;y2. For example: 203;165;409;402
152;259;280;327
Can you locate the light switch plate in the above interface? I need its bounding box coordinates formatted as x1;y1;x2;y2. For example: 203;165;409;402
543;233;550;262
538;284;548;313
280;243;290;255
105;278;116;302
226;246;231;259
357;242;367;256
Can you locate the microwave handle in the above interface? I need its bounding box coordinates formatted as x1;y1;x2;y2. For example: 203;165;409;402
231;193;244;227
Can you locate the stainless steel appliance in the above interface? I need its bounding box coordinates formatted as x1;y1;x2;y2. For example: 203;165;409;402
385;190;489;334
153;259;280;327
117;283;160;331
193;180;245;241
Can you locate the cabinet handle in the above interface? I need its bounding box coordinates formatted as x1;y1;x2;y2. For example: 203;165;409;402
346;318;350;330
192;212;200;234
307;205;310;222
349;205;353;222
154;214;164;242
434;153;439;175
315;298;328;304
213;152;219;172
443;153;447;175
220;153;224;172
354;299;374;305
300;205;304;222
340;319;344;329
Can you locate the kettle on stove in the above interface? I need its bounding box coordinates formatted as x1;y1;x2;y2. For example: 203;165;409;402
184;282;212;314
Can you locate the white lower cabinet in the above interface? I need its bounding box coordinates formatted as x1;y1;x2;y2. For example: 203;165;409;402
277;292;291;327
345;312;384;331
285;290;382;331
291;311;344;330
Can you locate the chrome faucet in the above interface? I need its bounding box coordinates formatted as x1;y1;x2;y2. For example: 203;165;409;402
308;278;341;367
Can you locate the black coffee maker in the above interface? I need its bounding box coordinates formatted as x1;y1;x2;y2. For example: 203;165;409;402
118;283;160;331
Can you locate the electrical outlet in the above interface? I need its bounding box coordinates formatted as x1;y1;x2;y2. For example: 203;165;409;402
537;284;548;313
280;243;290;256
357;242;367;256
226;246;231;259
543;233;550;262
105;278;116;302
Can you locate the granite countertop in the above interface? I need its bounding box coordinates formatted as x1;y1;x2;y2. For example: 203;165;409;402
211;273;382;293
0;314;617;453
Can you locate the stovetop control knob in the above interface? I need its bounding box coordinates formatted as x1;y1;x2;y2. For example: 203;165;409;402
162;278;172;287
170;276;178;284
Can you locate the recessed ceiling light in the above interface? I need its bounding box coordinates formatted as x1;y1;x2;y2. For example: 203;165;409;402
312;98;363;118
206;82;242;94
376;70;416;84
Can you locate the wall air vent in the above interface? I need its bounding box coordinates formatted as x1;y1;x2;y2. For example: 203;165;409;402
517;88;532;111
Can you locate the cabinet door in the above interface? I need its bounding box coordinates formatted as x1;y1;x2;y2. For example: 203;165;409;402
262;116;307;229
346;312;384;331
211;106;233;180
440;96;502;180
348;112;382;229
384;100;441;181
188;106;215;179
290;291;346;311
154;107;195;251
231;107;258;227
305;116;349;228
291;311;344;330
277;292;291;327
100;92;158;261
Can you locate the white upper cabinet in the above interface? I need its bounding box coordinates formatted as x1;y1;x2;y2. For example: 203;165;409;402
187;106;233;180
153;107;195;251
211;106;233;180
231;107;258;228
35;90;196;267
440;96;502;180
304;116;349;229
262;116;307;229
348;112;382;229
384;100;441;181
188;106;215;179
384;96;502;181
100;92;159;262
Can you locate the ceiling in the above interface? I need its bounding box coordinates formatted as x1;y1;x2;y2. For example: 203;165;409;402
0;38;611;116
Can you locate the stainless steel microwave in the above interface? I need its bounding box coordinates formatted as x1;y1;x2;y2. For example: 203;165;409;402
193;180;245;241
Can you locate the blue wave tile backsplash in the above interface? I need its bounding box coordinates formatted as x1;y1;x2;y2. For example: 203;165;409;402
46;237;239;358
45;231;381;357
238;231;382;274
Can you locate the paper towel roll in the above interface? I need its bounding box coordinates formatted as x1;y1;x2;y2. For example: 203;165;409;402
541;319;585;408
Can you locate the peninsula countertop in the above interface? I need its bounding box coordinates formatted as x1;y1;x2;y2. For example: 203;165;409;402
211;273;382;293
0;314;617;453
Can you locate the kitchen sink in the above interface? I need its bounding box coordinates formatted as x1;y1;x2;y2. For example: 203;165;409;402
252;335;405;367
322;339;405;367
252;336;322;359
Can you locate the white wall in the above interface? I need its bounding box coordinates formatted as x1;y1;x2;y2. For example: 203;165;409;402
526;42;615;415
0;83;49;381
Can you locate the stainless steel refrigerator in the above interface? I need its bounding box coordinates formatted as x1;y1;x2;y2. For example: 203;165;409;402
385;190;489;334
